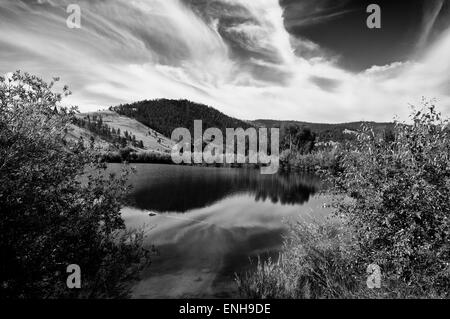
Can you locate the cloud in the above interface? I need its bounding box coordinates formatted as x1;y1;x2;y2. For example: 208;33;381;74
280;0;355;28
0;0;449;122
309;76;341;92
417;0;445;50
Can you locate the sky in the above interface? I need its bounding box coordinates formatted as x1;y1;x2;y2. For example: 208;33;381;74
0;0;449;122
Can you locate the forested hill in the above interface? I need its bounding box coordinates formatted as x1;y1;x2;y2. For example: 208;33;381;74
254;119;395;143
110;98;393;144
111;99;253;138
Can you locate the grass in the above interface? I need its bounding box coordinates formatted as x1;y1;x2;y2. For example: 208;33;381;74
236;216;447;299
236;218;365;299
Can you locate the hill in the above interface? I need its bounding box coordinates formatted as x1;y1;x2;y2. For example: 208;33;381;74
65;123;114;151
73;99;395;156
74;110;174;154
253;119;395;143
111;99;253;138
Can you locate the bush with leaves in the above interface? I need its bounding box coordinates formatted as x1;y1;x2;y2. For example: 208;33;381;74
0;71;150;298
332;101;450;296
238;102;449;298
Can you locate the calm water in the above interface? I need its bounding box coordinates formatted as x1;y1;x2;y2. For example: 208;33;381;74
117;164;330;298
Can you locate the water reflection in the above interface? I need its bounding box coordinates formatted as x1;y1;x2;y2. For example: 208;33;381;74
117;164;329;298
128;164;321;212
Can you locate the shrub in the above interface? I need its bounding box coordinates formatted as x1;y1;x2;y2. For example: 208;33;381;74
0;71;150;298
238;102;449;298
332;101;450;296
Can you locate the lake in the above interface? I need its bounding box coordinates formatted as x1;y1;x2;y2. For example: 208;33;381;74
117;164;331;298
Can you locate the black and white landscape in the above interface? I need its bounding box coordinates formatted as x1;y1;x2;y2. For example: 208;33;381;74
0;0;449;300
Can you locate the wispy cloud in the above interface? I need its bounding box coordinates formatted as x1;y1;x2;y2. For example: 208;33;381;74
417;0;445;50
0;0;449;122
